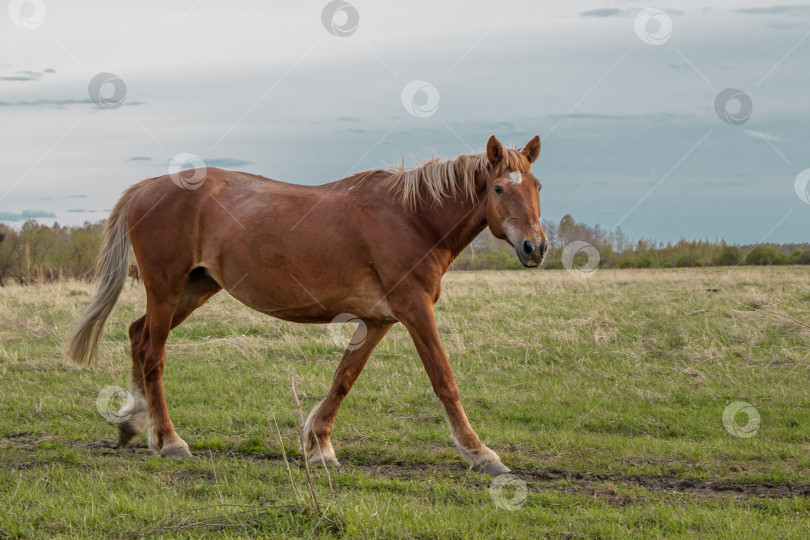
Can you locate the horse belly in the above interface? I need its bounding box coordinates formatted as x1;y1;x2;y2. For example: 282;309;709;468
202;258;394;324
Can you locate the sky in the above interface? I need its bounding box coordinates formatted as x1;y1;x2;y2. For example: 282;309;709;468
0;0;808;244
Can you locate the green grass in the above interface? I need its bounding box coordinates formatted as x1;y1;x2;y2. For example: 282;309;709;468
1;267;809;538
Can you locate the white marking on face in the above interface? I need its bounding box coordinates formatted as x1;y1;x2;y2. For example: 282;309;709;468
504;222;524;248
508;171;522;184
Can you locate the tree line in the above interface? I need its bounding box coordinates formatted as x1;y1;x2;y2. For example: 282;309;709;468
450;214;810;271
1;215;808;285
0;221;103;285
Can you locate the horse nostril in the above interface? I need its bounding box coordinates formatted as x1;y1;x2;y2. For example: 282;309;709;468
522;240;534;257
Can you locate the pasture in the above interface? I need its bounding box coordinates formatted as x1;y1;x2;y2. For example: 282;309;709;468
0;267;808;538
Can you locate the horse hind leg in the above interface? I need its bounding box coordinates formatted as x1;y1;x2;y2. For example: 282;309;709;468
303;323;392;465
116;316;149;447
117;269;221;454
148;271;221;457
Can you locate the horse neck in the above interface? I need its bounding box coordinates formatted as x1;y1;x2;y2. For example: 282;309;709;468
417;170;489;261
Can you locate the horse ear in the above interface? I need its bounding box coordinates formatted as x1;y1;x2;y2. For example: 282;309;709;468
522;135;541;164
486;135;504;166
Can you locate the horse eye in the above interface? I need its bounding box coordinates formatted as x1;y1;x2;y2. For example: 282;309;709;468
494;185;504;194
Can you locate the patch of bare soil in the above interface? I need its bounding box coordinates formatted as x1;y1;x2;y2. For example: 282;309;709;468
518;469;810;500
2;436;808;501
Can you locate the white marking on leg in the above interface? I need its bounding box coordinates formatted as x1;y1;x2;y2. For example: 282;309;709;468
442;409;502;470
146;410;189;456
119;386;148;431
303;399;340;465
147;416;159;454
308;439;338;465
117;386;148;448
304;399;324;435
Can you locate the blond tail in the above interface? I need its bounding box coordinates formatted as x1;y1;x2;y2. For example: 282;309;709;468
65;181;149;366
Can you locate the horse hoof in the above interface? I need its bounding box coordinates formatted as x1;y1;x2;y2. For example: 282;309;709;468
309;454;341;467
118;423;138;447
480;461;511;476
161;444;192;458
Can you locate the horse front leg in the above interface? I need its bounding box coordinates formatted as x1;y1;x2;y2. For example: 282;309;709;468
397;299;510;475
304;322;392;465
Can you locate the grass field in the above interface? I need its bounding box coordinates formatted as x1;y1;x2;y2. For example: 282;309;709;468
1;267;809;538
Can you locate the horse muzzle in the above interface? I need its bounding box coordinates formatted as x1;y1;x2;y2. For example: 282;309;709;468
517;239;547;268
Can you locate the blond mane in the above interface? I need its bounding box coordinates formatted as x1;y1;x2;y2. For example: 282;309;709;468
357;148;531;209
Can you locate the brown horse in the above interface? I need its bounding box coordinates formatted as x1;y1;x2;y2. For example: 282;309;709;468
128;263;140;286
67;135;547;475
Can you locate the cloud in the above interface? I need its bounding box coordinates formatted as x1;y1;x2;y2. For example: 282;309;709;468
580;8;624;18
549;113;622;120
561;132;612;139
580;7;682;18
546;112;695;122
0;99;90;107
22;209;56;218
67;194;86;199
0;209;57;221
769;21;804;30
744;130;784;142
0;99;143;108
737;5;810;15
204;158;253;168
0;69;57;82
128;156;152;161
0;71;41;82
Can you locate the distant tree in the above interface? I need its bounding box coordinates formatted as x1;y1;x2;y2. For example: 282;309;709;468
0;230;5;286
0;225;22;285
745;245;787;265
715;245;742;266
676;253;698;267
789;249;810;265
636;252;655;268
557;214;576;246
